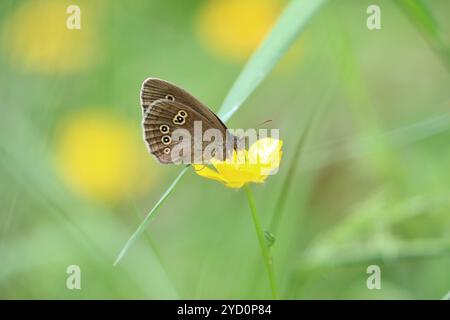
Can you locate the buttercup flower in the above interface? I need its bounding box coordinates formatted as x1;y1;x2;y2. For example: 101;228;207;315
193;138;283;188
3;0;98;74
54;108;156;203
196;0;282;62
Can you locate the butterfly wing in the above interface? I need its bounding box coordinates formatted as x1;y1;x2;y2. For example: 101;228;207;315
140;77;227;130
143;99;231;164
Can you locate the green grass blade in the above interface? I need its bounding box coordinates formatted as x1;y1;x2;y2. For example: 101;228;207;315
268;108;317;234
114;166;189;266
268;78;334;235
218;0;327;122
114;0;327;265
396;0;450;71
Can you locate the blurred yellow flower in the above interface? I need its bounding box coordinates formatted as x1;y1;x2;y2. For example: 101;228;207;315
54;109;156;203
193;138;283;188
3;0;98;73
196;0;283;62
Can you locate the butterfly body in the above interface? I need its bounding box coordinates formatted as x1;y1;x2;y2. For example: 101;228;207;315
140;78;236;164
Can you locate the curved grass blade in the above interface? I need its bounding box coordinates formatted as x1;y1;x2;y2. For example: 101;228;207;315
268;109;316;234
114;166;189;266
268;83;333;235
219;0;327;122
396;0;450;72
114;0;327;265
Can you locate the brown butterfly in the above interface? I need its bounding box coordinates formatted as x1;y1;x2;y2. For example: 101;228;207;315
140;78;237;164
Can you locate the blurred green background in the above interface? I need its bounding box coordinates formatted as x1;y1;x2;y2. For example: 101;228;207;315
1;0;450;299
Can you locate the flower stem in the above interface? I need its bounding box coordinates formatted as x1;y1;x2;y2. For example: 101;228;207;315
244;184;278;299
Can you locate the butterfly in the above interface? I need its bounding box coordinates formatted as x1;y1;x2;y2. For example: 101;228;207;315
140;78;237;164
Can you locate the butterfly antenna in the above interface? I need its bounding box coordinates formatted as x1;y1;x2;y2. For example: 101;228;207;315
255;119;272;128
254;119;273;139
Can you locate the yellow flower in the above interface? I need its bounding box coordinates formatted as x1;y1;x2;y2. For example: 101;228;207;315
3;0;98;74
193;138;283;188
54;108;156;203
196;0;283;62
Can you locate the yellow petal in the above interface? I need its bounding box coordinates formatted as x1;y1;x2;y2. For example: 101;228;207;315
193;138;283;189
248;138;283;176
192;165;228;184
212;150;245;178
224;181;245;189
